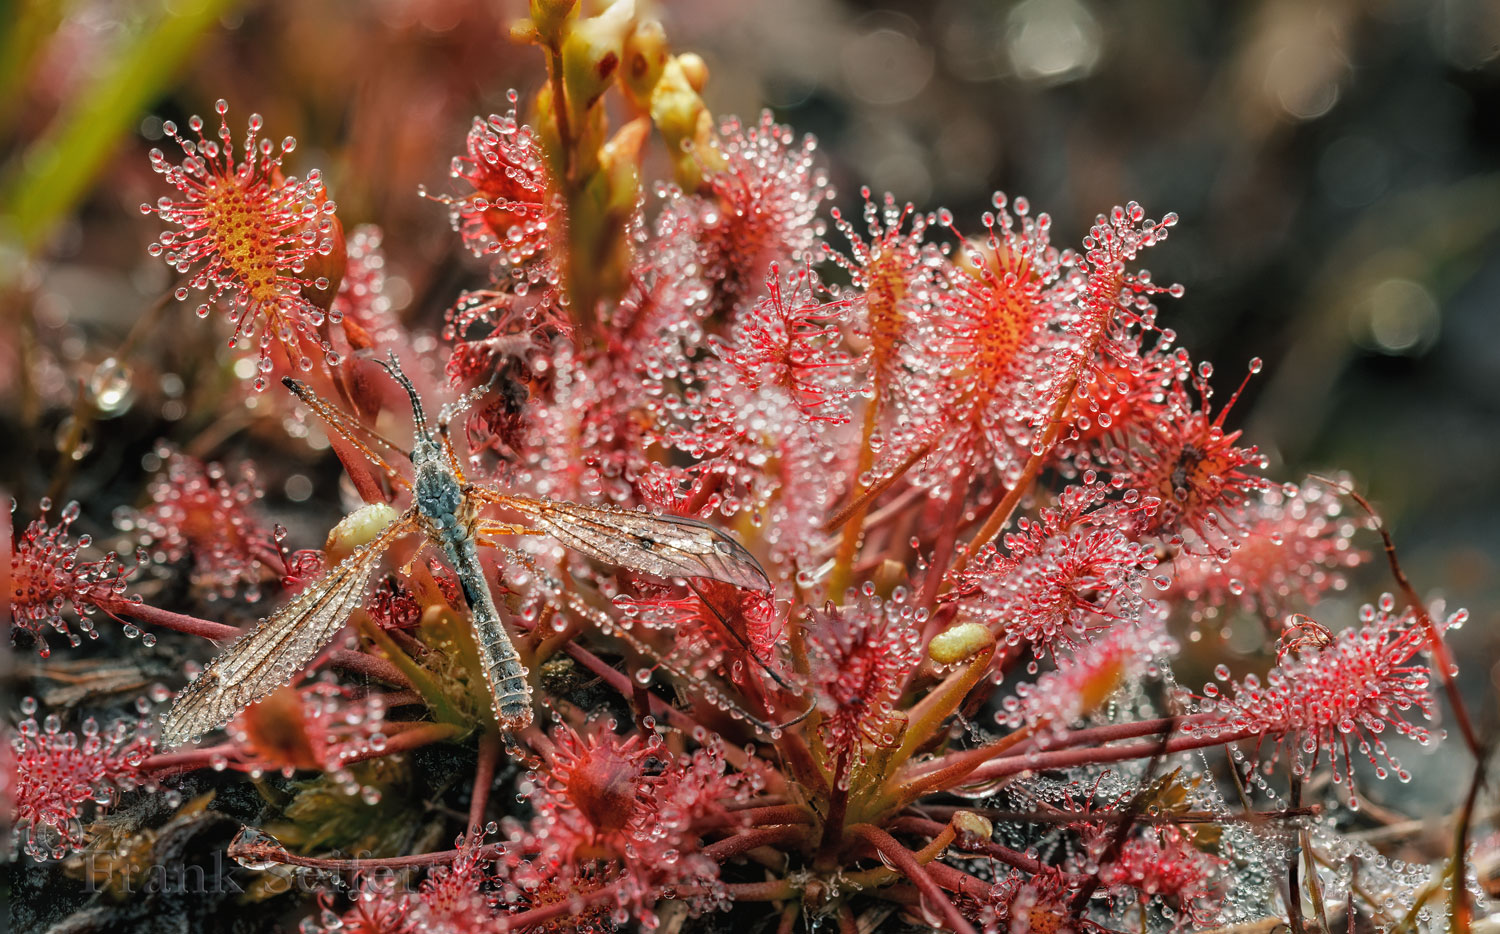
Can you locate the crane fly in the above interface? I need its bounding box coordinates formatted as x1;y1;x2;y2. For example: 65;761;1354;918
159;353;771;747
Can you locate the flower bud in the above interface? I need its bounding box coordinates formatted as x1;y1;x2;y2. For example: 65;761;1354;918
562;0;635;122
677;52;708;92
650;56;721;191
527;0;578;46
621;19;669;111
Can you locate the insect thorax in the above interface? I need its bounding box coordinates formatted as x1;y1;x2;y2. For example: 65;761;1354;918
412;441;471;546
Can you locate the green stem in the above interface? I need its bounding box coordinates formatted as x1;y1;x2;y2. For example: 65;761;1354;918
357;614;466;727
886;640;996;778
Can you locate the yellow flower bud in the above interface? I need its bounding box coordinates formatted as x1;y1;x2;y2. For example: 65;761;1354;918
621;19;669;111
528;0;578;46
677;52;709;92
562;0;636;122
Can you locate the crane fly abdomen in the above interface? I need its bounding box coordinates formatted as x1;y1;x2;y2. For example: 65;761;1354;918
454;538;533;730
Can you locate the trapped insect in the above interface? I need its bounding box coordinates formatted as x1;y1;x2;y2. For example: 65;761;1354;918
159;353;771;746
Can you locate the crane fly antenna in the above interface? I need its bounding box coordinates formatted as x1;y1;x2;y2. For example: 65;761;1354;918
377;351;430;437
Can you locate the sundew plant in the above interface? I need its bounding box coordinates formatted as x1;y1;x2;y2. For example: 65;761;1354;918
6;3;1497;933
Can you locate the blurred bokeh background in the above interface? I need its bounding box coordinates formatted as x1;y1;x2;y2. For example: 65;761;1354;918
3;0;1499;817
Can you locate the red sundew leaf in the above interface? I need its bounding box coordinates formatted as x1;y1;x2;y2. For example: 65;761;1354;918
510;721;757;924
141;100;343;388
117;447;276;601
952;497;1157;659
1167;478;1369;623
9;703;154;860
805;594;924;756
1108;353;1271;554
695;112;833;317
12;500;144;656
1095;825;1227;924
1186;595;1456;796
710;263;856;424
917;193;1070;490
430;91;564;306
823;187;943;407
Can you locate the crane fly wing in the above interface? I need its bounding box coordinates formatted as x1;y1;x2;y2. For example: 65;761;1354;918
478;493;771;592
159;515;415;748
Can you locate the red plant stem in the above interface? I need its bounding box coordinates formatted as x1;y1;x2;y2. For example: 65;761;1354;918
683;470;725;516
1030;715;1187;746
959;333;1102;571
894;726;1030;803
468;729;500;833
723;879;799;902
862;482;926;533
146;720;464;775
1448;747;1488;929
561;642;707;738
250;541;288;576
341;721;464;765
1002;714;1220;756
697;805;813;831
823;438;933;533
101;598;239;641
917;466;974;610
544;43;575;183
967;724;1263;783
829;392;886;597
924;859;997;904
725;794;787;810
325;648;413;689
326;432;387;505
848;824;977;934
377;690;424;708
889;816;1082;882
142;742;241;775
894;712;1219;784
816;749;852;867
504;879;628;929
701;825;808;863
911;803;1321;825
226;841;519;872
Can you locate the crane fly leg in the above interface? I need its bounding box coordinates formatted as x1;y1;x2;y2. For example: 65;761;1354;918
472;519;543;548
283;377;412;491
